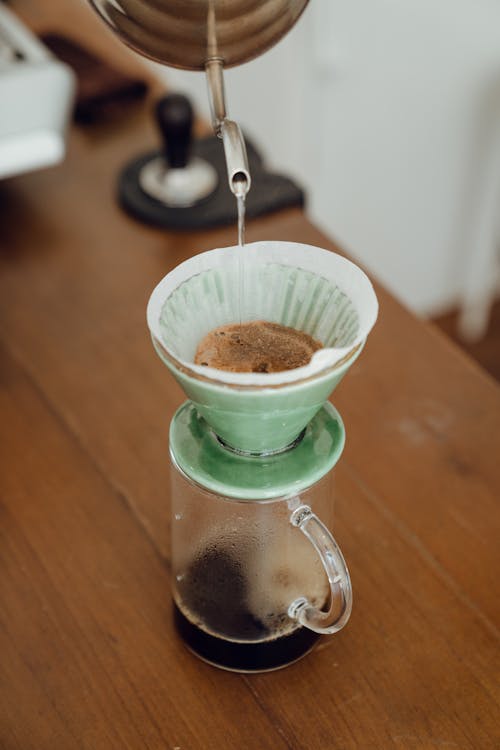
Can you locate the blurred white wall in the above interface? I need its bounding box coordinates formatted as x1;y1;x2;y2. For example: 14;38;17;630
150;0;500;324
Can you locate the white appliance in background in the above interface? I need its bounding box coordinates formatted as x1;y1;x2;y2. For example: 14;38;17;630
0;4;75;179
157;0;500;340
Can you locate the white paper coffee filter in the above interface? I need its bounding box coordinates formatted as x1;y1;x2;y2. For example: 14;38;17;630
147;241;378;386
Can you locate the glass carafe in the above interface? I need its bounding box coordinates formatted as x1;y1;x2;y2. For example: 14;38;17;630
169;401;352;672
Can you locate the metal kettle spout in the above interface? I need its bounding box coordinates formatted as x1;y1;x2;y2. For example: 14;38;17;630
206;58;251;198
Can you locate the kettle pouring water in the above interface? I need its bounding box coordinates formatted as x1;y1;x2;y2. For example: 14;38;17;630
88;0;309;195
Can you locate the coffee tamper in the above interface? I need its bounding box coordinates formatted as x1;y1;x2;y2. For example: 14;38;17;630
139;94;218;208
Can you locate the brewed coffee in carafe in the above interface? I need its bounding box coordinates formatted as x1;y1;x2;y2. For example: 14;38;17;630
170;462;335;672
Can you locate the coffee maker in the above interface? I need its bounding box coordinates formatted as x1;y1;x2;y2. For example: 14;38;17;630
87;1;379;672
147;241;378;671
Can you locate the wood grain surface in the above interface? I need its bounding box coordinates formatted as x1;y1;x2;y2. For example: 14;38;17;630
1;2;499;748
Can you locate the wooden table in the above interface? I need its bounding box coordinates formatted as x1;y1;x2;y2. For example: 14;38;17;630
1;3;499;748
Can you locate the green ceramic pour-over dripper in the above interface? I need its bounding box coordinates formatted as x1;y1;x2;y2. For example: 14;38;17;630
147;241;378;455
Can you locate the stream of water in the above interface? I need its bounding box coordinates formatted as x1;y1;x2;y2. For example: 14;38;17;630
237;193;246;326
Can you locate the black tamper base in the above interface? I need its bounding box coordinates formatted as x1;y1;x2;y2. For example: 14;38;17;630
118;135;305;230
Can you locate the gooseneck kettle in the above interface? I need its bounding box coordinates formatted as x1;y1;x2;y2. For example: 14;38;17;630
88;0;309;195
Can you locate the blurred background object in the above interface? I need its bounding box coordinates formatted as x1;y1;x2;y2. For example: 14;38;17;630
156;0;500;346
0;3;74;178
40;33;148;124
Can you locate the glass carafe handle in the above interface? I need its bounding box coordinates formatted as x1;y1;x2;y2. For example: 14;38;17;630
288;504;353;634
